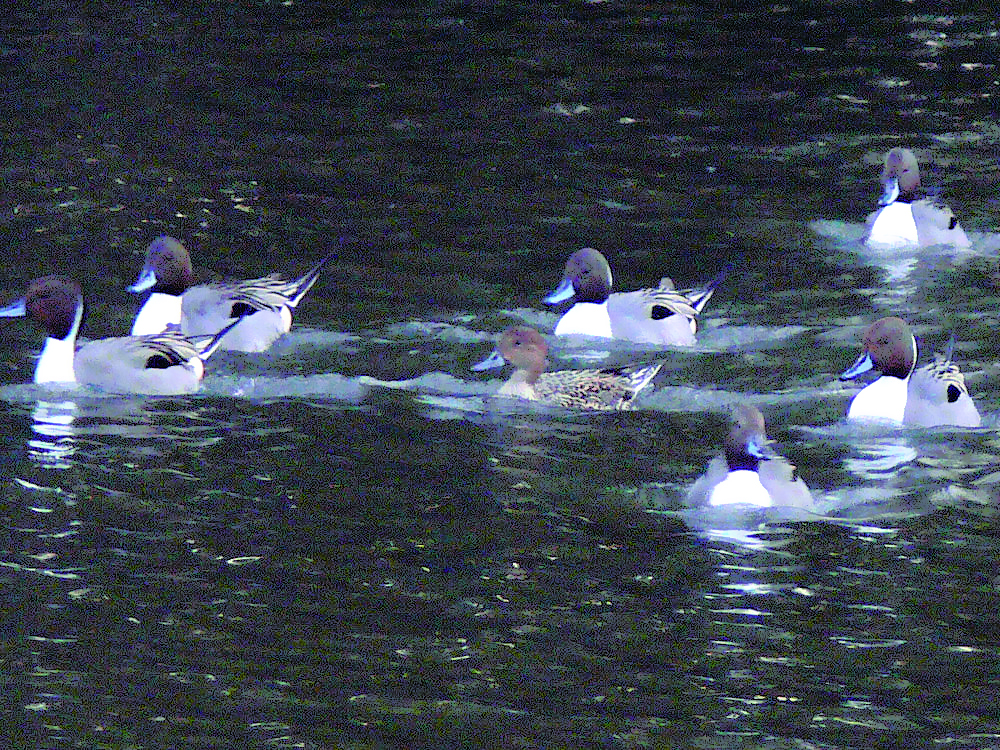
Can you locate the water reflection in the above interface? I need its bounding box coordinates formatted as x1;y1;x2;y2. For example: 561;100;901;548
29;400;77;469
842;436;918;479
693;527;816;739
4;1;1000;745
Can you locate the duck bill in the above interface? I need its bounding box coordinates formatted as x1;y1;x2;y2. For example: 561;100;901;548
543;277;575;305
0;298;27;318
127;266;158;293
840;350;875;380
878;176;900;206
471;349;507;371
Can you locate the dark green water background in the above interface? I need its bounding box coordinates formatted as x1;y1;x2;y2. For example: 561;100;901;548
2;2;1000;748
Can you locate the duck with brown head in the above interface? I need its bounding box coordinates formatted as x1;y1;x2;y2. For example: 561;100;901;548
863;148;969;250
471;326;661;410
543;247;727;346
840;316;980;427
128;235;336;353
0;275;235;395
687;404;814;509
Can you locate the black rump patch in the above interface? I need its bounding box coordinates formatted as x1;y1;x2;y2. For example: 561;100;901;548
146;354;175;369
651;305;670;321
949;217;958;230
947;384;961;403
230;302;258;318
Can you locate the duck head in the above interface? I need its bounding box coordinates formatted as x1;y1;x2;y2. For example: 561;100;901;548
128;235;196;296
840;316;917;381
544;247;614;305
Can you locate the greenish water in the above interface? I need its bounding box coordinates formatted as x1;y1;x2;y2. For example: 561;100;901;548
2;3;1000;748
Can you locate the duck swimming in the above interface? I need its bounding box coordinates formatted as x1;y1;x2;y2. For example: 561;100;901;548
471;326;662;410
543;247;727;345
0;275;235;395
863;147;969;250
128;235;335;352
687;404;814;509
840;316;980;427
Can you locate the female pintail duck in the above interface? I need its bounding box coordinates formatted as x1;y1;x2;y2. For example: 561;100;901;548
687;404;814;509
543;247;728;345
471;326;661;410
128;235;335;352
840;316;980;427
863;147;969;250
0;275;234;395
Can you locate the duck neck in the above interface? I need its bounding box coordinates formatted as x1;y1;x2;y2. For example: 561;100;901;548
157;273;194;297
725;450;760;473
34;303;82;384
498;369;538;399
883;335;918;380
521;357;548;386
131;292;182;335
35;336;77;384
575;279;611;304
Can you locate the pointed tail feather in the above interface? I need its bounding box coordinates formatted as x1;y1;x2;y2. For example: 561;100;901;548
940;333;956;364
287;237;350;308
193;314;249;360
688;262;732;314
617;361;663;409
622;361;663;394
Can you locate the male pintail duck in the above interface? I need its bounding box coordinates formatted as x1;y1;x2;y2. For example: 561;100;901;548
863;147;970;250
128;235;334;352
0;275;234;395
471;326;661;410
687;404;814;508
840;316;980;427
543;247;728;345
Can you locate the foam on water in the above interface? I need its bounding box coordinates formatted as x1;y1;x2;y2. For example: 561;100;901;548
810;219;1000;285
359;371;496;397
413;393;489;421
266;328;362;353
639;381;851;414
378;320;495;344
203;372;371;402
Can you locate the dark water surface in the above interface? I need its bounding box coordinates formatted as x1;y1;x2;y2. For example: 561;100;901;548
2;2;1000;748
